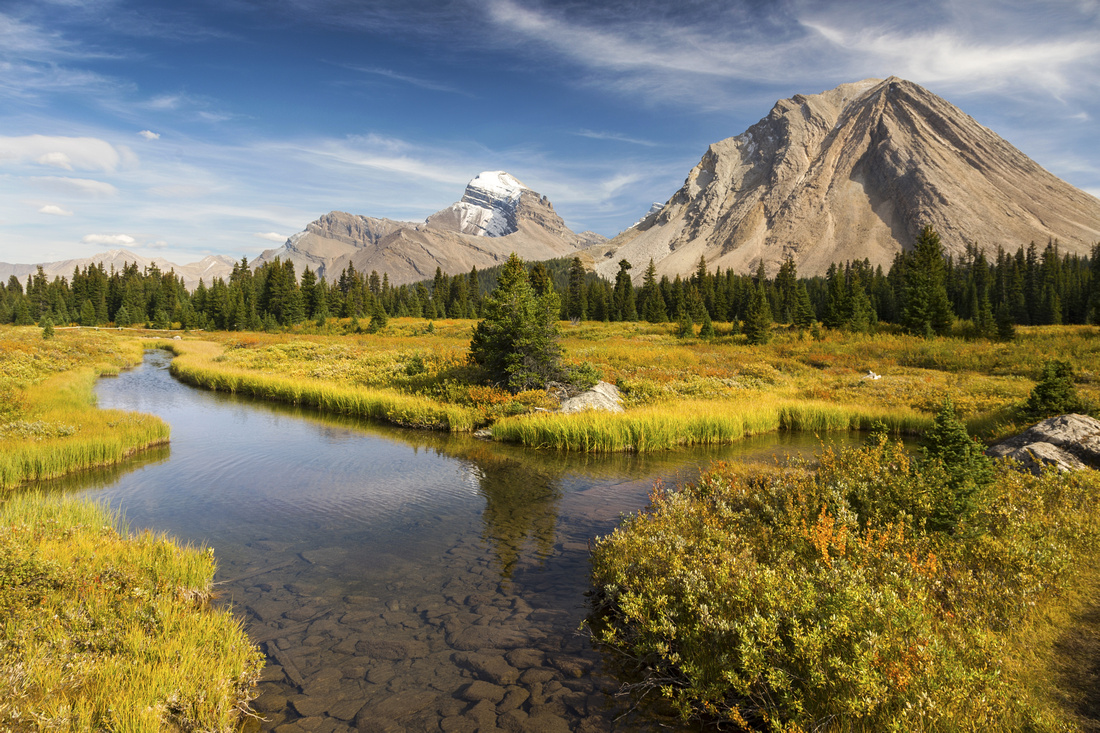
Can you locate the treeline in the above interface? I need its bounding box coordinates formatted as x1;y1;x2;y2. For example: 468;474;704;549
2;228;1097;337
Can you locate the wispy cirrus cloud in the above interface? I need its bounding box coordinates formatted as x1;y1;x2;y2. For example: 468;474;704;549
340;65;476;97
574;129;658;147
30;176;119;197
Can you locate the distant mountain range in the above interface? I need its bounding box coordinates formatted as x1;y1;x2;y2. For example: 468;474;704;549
592;77;1100;279
251;171;606;285
4;78;1098;288
0;249;238;290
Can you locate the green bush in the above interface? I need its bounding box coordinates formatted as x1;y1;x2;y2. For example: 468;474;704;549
1023;359;1092;419
588;442;1100;730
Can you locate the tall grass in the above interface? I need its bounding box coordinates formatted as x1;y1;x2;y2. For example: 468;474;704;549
0;494;263;731
163;340;480;431
490;398;930;452
0;331;170;490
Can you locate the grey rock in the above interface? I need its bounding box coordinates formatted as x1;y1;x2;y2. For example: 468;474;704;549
559;381;624;414
988;414;1100;474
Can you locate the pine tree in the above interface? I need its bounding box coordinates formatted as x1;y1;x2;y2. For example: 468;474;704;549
902;226;954;337
676;307;694;339
612;260;636;321
698;310;715;339
743;282;772;345
922;398;993;533
469;253;565;393
639;259;667;323
793;282;815;330
566;257;588;321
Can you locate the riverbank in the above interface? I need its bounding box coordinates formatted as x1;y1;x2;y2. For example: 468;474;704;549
147;320;1100;451
0;493;264;730
0;327;170;490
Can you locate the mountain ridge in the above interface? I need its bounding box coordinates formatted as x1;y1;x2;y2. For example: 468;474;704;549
589;77;1100;280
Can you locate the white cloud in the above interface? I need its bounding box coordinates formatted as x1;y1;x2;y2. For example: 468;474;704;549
806;22;1100;94
575;130;658;147
254;232;288;242
82;233;136;246
0;135;132;172
38;204;73;216
138;130;160;140
30;176;119;197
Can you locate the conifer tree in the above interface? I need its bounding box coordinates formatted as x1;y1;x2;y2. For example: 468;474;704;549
902;226;954;337
566;257;588;321
469;253;565;393
743;282;772;345
676;307;694;339
612;260;636;321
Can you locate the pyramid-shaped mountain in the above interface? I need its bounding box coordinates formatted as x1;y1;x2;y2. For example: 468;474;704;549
591;77;1100;279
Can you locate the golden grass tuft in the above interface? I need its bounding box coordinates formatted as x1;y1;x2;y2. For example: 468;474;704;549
0;494;263;731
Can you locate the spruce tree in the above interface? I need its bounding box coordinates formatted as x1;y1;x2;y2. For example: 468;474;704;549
698;310;715;339
743;282;772;345
469;253;565;393
902;226;954;337
676;307;694;339
922;398;993;533
566;257;588;321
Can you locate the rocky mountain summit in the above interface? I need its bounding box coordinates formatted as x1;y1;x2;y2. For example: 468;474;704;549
254;172;604;285
591;77;1100;280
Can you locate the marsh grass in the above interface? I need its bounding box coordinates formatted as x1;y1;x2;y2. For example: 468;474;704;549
0;494;263;731
162;339;481;430
491;398;930;452
0;328;170;489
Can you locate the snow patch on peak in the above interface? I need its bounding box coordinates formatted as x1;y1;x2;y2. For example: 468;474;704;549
464;171;527;203
631;202;664;229
452;171;529;237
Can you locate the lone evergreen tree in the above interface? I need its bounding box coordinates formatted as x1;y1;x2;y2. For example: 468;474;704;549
902;226;954;337
922;398;993;533
469;253;564;393
1024;360;1091;419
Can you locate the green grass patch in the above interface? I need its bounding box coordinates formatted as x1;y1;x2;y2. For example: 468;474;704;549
0;494;263;730
0;328;170;490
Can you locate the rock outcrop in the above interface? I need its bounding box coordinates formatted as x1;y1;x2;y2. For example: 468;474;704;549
253;172;606;285
590;77;1100;280
987;413;1100;474
559;381;624;414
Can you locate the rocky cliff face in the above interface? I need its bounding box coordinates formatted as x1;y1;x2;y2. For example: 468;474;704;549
591;77;1100;280
254;172;606;285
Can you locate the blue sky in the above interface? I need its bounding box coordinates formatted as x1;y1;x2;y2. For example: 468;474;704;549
1;0;1097;265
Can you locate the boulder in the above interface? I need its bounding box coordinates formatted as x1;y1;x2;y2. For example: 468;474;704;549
558;381;623;415
987;414;1100;474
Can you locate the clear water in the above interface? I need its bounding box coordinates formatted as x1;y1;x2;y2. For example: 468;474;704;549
38;350;866;732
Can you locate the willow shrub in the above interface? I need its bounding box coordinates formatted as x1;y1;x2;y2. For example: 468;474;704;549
588;440;1100;731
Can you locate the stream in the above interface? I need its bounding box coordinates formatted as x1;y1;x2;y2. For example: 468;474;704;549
37;350;867;732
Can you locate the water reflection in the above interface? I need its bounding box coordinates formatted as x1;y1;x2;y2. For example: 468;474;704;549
24;350;869;732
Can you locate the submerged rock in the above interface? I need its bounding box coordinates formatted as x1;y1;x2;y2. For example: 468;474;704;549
558;381;623;415
987;413;1100;474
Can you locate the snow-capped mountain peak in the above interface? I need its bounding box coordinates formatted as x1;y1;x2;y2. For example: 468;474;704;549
430;171;531;238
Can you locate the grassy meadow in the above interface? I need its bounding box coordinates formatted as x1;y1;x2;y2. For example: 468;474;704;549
150;318;1100;451
0;327;170;489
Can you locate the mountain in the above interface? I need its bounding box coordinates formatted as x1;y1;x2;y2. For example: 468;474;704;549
590;77;1100;280
253;171;606;284
0;249;236;290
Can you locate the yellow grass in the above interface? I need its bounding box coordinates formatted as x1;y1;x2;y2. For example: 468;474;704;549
0;494;263;730
0;328;170;489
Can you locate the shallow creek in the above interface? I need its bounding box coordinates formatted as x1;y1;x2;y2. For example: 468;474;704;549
40;350;867;732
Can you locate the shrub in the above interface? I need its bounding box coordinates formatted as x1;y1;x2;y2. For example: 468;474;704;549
588;443;1100;730
1024;359;1091;419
